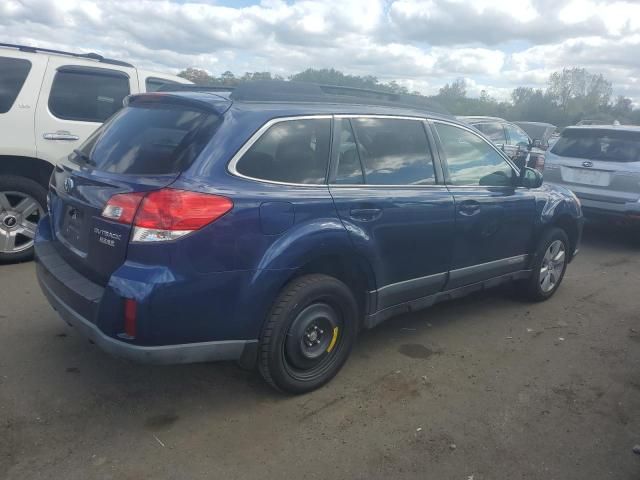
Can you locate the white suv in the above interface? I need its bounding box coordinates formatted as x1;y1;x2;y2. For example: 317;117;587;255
0;43;191;262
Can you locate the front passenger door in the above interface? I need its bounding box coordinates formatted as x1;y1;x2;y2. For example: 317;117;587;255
432;121;536;289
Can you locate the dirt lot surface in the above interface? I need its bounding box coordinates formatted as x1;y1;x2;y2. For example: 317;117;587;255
1;224;639;480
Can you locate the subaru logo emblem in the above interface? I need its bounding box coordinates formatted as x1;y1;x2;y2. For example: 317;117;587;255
64;177;74;193
582;161;593;168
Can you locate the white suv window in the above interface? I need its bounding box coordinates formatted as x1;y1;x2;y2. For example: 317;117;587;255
48;66;130;123
0;57;32;114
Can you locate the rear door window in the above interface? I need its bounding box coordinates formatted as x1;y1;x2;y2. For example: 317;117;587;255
551;129;640;163
474;122;506;144
79;102;221;174
348;117;436;185
49;66;130;122
235;118;331;184
0;57;32;113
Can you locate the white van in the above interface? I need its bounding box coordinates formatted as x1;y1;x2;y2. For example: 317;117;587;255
0;43;191;262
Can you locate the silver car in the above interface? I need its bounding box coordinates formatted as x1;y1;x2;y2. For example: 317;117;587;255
544;125;640;221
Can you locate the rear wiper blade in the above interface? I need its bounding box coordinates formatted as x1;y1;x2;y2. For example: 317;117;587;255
72;149;95;166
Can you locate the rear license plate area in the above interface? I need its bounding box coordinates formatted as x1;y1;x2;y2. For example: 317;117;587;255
561;167;611;187
60;204;88;252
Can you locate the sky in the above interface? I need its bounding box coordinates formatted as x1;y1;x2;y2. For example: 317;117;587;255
1;0;640;103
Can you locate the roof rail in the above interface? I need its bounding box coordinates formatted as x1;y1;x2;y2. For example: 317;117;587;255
156;84;235;93
230;80;449;115
0;43;134;68
459;115;506;123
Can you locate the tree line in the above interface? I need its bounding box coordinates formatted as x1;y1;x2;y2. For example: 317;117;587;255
178;67;640;127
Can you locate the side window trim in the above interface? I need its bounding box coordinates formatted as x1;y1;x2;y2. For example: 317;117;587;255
56;65;130;79
347;117;368;184
227;115;333;186
429;119;519;187
328;117;366;185
329;115;443;187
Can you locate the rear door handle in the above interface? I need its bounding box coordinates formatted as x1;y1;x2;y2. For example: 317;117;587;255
459;201;480;217
43;131;79;141
349;207;382;222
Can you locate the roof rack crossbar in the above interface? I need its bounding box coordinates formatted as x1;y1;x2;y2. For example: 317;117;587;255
0;43;134;68
229;81;449;115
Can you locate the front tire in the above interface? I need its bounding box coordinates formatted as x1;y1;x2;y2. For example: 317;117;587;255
0;175;46;264
258;274;358;394
520;228;570;301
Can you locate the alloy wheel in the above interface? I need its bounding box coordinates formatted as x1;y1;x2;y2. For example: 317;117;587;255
539;239;566;293
0;191;44;254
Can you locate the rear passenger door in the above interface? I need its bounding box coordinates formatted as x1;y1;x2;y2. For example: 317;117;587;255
35;58;137;165
431;120;536;289
328;116;455;311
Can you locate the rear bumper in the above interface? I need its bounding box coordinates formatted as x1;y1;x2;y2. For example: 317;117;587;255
35;217;257;365
37;270;254;364
578;196;640;221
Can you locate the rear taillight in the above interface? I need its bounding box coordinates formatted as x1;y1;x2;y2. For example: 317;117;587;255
102;192;145;224
102;188;233;242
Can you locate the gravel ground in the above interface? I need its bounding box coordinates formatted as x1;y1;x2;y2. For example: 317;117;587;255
1;223;639;480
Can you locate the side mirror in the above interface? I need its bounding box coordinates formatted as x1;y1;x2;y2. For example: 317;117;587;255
532;139;542;149
521;167;543;188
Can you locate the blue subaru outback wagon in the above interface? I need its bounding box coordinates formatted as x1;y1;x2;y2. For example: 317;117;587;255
35;81;583;393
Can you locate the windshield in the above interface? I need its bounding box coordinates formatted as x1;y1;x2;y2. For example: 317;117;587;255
75;102;221;175
551;128;640;163
516;124;556;143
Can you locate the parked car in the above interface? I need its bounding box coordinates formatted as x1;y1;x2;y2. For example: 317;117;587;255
545;125;640;225
514;122;558;150
0;43;190;262
35;81;583;393
460;116;546;171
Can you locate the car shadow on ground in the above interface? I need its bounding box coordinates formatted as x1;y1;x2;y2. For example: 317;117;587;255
580;220;639;251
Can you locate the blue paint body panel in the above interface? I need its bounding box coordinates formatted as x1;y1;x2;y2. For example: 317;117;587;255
35;92;584;362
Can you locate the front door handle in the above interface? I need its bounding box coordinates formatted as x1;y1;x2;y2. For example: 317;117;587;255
43;131;79;141
459;201;480;217
349;207;382;222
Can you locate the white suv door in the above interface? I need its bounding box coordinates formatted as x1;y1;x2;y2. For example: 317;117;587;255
35;58;139;165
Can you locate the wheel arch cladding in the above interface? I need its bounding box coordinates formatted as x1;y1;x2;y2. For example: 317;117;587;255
0;156;54;189
237;219;377;339
534;188;581;260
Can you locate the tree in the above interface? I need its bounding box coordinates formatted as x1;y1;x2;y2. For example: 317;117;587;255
177;67;215;85
438;78;467;99
547;67;612;122
220;71;236;85
176;65;638;127
612;95;633;118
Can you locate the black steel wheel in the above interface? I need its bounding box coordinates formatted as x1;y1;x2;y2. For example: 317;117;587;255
259;274;358;394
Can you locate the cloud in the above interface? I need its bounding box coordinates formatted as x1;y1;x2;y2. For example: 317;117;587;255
0;0;639;103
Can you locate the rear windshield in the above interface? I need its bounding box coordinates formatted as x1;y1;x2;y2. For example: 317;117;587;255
551;129;640;163
78;102;220;174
